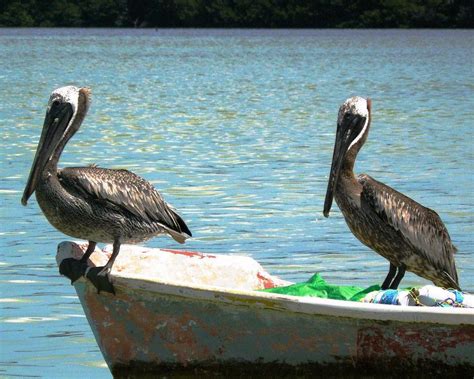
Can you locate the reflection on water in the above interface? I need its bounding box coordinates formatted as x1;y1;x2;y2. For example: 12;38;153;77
1;28;473;378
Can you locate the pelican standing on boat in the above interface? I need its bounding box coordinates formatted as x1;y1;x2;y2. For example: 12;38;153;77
323;96;460;290
22;86;192;291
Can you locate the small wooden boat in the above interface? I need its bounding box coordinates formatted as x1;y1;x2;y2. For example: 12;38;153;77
57;242;474;377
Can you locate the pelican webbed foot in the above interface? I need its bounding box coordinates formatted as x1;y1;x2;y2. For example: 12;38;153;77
85;266;115;295
59;257;89;284
58;257;115;294
97;266;111;276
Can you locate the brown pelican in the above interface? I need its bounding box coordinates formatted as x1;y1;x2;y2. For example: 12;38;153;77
22;86;192;292
323;96;460;290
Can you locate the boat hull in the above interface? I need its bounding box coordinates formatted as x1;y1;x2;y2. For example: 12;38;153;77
73;280;474;376
59;242;474;376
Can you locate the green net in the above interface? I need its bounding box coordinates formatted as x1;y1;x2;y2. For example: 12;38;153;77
262;273;380;302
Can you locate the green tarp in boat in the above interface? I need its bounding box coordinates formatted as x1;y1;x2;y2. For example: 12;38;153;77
263;273;380;302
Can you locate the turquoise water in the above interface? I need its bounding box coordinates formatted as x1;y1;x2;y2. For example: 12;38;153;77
1;28;473;377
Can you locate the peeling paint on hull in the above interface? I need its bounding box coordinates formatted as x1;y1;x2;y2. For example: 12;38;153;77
58;242;474;376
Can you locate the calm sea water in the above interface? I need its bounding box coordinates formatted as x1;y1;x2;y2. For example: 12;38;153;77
0;28;473;378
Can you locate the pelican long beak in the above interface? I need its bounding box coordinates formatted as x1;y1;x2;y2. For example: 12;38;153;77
323;114;367;217
21;102;73;205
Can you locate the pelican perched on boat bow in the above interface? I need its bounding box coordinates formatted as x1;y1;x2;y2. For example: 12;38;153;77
22;86;192;292
323;96;460;290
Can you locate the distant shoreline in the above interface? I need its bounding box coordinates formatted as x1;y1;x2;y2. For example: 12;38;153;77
1;0;472;29
1;26;473;30
1;26;473;29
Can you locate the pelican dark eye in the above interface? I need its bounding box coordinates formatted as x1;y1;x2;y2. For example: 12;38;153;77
52;99;61;107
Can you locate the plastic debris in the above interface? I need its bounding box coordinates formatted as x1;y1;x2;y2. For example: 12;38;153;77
362;285;473;307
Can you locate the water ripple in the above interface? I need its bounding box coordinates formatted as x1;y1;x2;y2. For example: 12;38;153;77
0;28;473;379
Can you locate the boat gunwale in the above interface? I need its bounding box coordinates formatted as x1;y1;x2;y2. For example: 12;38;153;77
98;273;474;326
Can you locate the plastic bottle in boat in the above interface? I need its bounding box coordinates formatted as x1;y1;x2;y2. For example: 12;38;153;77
363;289;415;306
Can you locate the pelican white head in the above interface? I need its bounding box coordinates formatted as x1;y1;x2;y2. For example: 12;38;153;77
49;86;80;115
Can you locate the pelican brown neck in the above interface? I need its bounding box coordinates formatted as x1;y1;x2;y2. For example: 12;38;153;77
342;98;371;173
49;88;90;169
323;97;370;217
21;87;89;206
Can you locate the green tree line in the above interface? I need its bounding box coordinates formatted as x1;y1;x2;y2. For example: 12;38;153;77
1;0;472;28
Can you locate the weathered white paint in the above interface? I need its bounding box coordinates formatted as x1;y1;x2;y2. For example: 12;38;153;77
58;241;473;324
56;241;474;375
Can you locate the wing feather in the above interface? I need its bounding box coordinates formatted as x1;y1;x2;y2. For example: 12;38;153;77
58;167;191;238
358;174;458;285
